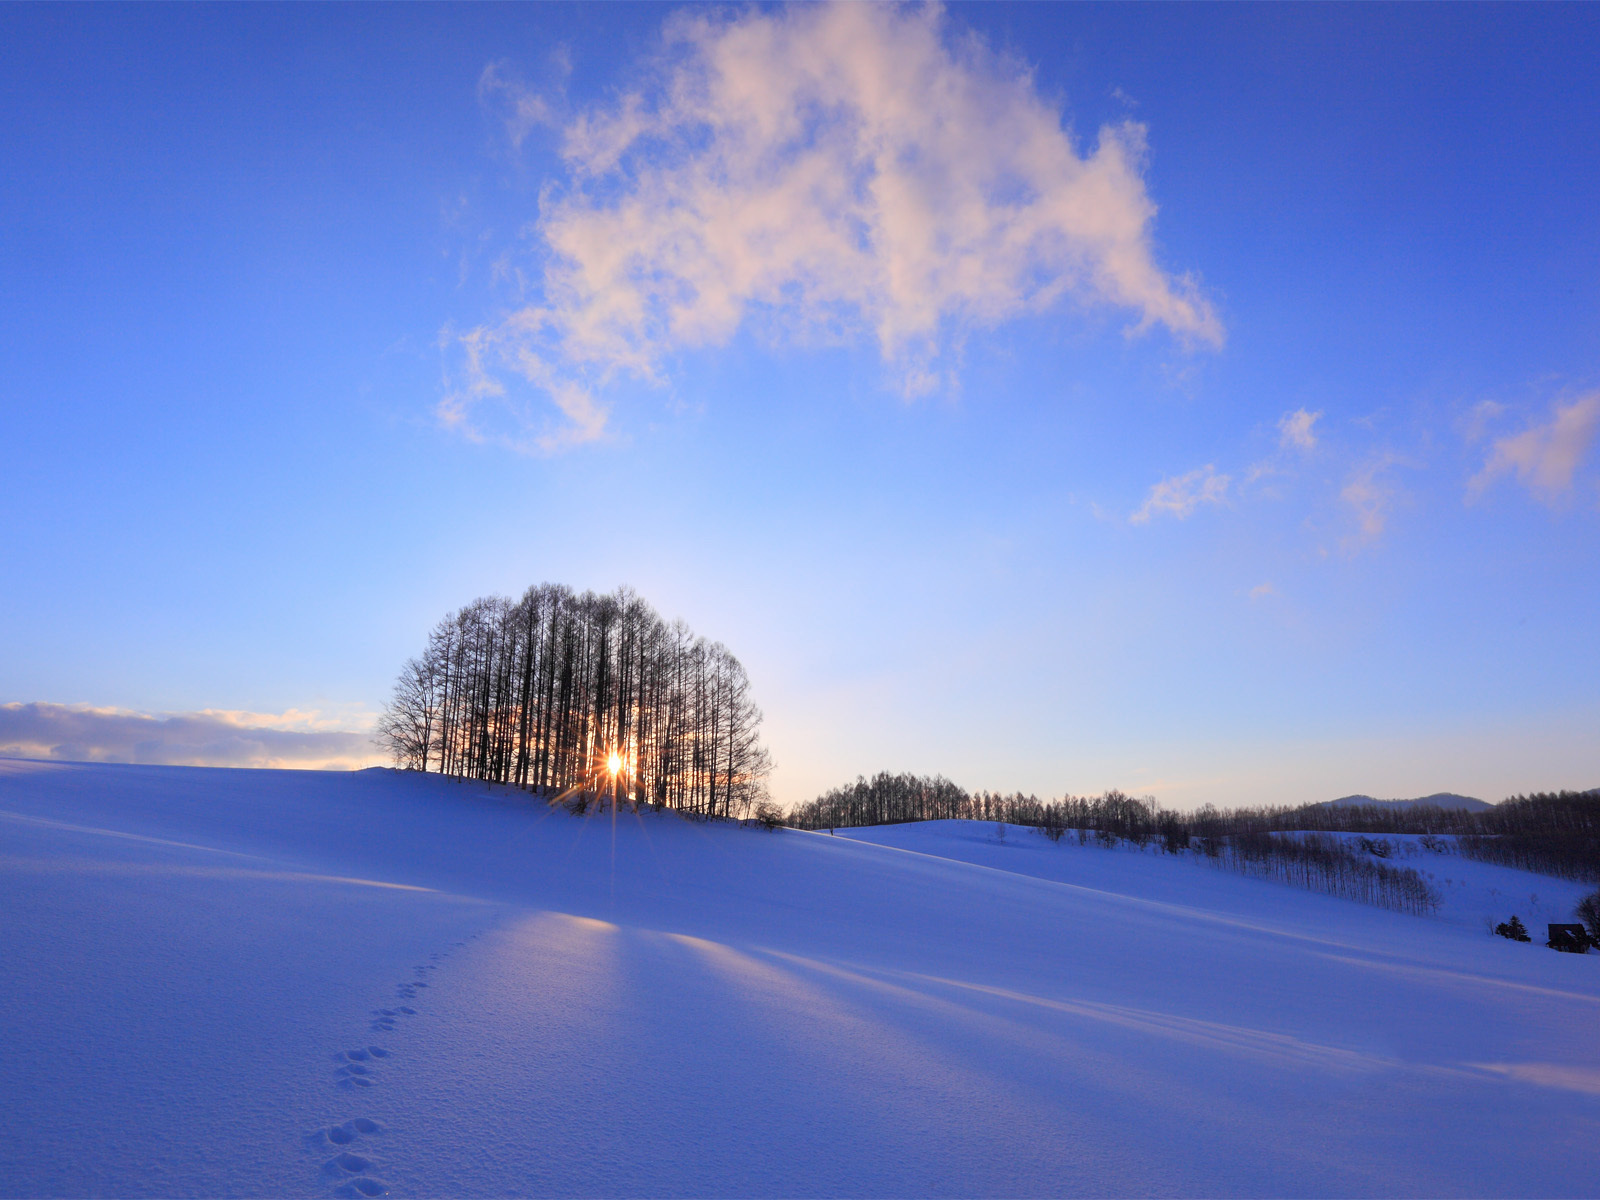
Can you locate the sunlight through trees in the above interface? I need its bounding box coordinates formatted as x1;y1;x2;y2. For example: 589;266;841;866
378;584;771;817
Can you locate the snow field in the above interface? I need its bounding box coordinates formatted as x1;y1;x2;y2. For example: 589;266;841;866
1;761;1597;1197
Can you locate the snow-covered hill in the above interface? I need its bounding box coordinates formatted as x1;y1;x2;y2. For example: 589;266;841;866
2;760;1597;1197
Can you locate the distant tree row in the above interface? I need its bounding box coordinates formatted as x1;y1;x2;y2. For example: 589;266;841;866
790;774;1569;914
1456;791;1600;883
791;776;1599;884
1180;789;1599;885
789;774;1199;847
377;584;771;818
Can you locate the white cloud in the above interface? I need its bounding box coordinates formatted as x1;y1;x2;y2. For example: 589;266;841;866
1470;392;1600;505
1278;408;1320;452
1130;465;1229;524
449;2;1222;451
0;702;383;771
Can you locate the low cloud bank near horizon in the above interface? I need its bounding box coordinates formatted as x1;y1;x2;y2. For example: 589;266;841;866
0;702;384;771
453;1;1221;451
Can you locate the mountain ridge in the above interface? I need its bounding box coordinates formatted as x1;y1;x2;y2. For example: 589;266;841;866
1322;792;1492;811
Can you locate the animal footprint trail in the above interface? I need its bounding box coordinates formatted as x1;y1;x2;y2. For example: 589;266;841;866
311;928;488;1195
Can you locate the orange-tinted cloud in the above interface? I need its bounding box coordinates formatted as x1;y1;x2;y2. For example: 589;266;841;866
0;702;382;770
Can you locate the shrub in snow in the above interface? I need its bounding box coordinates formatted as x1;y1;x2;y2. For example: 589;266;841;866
1495;915;1532;942
1577;891;1600;944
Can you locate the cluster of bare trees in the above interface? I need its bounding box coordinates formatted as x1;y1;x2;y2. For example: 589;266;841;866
377;584;771;818
787;775;1182;843
1201;832;1439;915
787;772;971;828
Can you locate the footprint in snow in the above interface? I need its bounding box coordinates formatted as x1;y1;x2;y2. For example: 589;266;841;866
333;1176;389;1198
337;1043;393;1087
323;1151;374;1177
335;1046;391;1064
326;1117;383;1146
319;1121;389;1196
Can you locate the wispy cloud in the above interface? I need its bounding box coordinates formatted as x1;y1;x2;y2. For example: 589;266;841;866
1469;392;1600;506
1278;408;1321;452
0;702;382;771
449;2;1222;451
1130;465;1229;524
478;60;556;150
1339;454;1402;551
1460;398;1506;444
1244;407;1323;485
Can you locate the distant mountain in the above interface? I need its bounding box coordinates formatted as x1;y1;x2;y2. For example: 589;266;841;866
1322;793;1492;811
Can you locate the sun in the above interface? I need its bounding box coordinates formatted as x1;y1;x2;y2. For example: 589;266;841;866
607;751;623;777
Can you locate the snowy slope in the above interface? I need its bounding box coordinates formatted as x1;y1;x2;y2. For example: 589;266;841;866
834;820;1596;939
2;761;1597;1198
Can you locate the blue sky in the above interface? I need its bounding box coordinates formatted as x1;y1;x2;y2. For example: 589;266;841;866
2;3;1597;807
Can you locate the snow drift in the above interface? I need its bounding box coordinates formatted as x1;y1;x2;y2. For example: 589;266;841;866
1;759;1596;1197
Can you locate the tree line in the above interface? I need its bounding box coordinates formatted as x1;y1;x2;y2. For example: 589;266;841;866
790;775;1598;883
789;775;1439;912
1455;791;1600;883
377;584;771;818
788;772;1595;914
788;774;1205;846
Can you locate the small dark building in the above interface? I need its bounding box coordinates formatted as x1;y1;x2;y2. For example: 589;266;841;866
1547;923;1590;953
